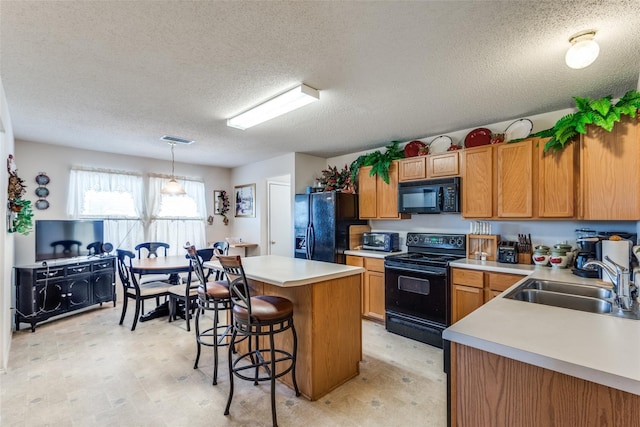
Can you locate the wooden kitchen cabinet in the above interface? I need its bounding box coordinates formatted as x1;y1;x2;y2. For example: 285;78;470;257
398;152;460;182
461;145;494;218
538;137;578;218
398;157;426;181
358;161;409;219
580;115;640;220
427;151;459;178
451;267;524;322
346;255;385;323
496;139;534;217
463;137;577;219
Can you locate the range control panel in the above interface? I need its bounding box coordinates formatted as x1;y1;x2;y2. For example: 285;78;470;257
406;233;466;250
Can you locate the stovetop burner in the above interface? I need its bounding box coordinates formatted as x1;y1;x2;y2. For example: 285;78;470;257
384;232;467;270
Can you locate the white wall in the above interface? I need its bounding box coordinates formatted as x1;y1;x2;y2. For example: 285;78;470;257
14;140;232;265
0;76;16;371
231;152;296;255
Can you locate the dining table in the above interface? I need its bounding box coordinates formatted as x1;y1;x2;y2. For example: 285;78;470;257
129;255;193;322
129;254;192;285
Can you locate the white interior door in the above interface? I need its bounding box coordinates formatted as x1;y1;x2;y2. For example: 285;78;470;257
268;181;292;256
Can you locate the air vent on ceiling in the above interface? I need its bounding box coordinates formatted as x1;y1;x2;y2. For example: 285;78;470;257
160;135;195;145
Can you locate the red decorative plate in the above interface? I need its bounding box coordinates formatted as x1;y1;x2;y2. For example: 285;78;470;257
404;140;427;157
464;128;492;148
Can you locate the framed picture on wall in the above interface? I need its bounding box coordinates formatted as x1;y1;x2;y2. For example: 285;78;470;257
234;183;255;217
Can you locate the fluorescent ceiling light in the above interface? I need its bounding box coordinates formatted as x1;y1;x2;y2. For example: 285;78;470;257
227;84;319;130
565;30;599;69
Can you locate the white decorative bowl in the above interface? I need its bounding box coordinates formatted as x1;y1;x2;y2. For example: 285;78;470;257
532;253;550;266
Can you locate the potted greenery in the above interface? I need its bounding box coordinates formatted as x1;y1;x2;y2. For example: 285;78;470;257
350;141;404;185
317;164;354;192
9;197;34;235
530;89;640;152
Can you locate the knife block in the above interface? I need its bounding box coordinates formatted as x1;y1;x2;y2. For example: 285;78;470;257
517;252;533;265
466;234;499;261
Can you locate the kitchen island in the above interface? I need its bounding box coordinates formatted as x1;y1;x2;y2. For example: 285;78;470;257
204;255;364;401
444;260;640;426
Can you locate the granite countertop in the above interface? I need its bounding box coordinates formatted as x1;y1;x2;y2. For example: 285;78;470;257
344;249;404;259
444;261;640;395
203;255;364;287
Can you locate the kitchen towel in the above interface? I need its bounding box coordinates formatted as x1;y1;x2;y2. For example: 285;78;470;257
601;240;631;283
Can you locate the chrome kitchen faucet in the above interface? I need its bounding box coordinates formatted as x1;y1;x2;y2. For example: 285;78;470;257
584;256;634;310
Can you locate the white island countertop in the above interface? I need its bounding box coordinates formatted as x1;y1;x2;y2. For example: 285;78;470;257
444;260;640;395
204;255;364;287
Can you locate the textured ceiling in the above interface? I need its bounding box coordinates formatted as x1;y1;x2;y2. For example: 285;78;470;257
1;1;639;168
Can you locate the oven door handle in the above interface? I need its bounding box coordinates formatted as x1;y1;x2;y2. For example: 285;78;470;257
384;265;446;276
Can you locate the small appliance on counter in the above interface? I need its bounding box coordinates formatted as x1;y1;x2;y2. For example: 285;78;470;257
362;232;400;252
497;241;519;264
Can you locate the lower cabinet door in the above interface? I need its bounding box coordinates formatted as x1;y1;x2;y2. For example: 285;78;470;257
67;275;92;309
452;284;484;323
364;271;385;322
35;281;67;317
92;271;115;303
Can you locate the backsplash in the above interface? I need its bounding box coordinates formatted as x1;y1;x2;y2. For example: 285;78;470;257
369;215;638;251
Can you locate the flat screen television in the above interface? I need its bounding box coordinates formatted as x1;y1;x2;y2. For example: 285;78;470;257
35;220;105;262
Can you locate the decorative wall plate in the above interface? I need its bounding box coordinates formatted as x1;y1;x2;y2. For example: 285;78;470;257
35;173;50;186
404;140;427;157
428;135;453;154
504;118;533;141
35;187;50;198
35;199;50;210
464;128;492;148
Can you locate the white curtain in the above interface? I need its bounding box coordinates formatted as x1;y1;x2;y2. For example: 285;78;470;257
147;176;206;255
68;168;145;251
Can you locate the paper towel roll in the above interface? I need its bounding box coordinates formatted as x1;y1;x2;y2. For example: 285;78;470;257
601;240;631;282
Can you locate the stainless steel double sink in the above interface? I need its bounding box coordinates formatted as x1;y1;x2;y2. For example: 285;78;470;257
504;278;640;319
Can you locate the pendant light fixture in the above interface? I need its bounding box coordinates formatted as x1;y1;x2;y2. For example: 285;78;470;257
161;141;186;195
565;30;599;69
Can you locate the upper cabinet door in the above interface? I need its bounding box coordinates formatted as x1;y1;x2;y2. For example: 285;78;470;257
538;137;577;218
461;145;494;218
580;116;640;220
427;151;460;178
358;166;378;219
398;157;427;182
377;161;402;218
496;139;534;218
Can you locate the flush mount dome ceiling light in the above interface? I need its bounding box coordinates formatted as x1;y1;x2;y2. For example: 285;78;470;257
565;30;600;69
160;136;193;195
227;84;320;130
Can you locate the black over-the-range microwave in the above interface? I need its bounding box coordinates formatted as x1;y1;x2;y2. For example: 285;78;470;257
397;177;460;214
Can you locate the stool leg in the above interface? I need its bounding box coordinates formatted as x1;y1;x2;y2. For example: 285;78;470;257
212;300;219;385
269;331;278;427
224;327;237;416
290;322;301;397
193;305;202;369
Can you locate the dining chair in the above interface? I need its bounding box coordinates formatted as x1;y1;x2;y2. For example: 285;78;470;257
168;248;216;331
217;254;299;426
134;242;171;284
116;249;172;331
185;245;233;385
211;241;229;279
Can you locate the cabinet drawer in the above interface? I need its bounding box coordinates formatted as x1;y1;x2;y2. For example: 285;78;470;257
35;267;65;281
487;272;522;292
364;257;385;273
451;268;484;288
346;255;364;267
66;264;92;276
92;259;114;271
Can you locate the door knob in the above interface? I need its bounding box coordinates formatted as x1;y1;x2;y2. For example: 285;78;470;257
271;241;276;244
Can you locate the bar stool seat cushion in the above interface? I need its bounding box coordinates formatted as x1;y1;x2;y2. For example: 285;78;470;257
198;281;230;299
233;295;293;321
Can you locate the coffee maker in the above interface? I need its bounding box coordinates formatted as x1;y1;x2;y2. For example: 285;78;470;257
572;228;600;278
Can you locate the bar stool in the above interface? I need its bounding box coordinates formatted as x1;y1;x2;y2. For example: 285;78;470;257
185;245;233;385
217;255;300;427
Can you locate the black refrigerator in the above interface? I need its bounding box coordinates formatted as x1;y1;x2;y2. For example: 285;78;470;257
294;191;367;263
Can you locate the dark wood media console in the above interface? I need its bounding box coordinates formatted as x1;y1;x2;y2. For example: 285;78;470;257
14;256;116;332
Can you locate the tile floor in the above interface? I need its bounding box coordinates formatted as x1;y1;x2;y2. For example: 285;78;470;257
1;301;446;427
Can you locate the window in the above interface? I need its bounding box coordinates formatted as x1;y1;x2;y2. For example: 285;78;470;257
147;176;206;254
68;168;144;251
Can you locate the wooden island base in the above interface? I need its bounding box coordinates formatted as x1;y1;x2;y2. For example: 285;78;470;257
452;343;640;426
248;273;362;401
